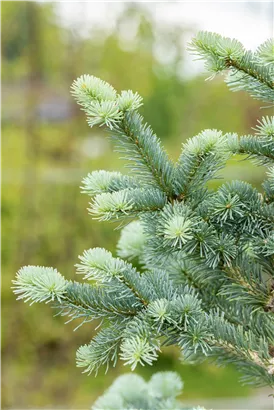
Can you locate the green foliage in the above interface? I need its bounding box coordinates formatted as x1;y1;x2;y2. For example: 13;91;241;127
188;31;274;103
2;4;267;407
117;220;146;261
12;266;67;304
234;116;274;166
173;129;231;199
12;30;274;405
92;371;205;410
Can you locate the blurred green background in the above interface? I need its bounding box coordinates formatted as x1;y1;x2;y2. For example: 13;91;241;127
2;2;273;409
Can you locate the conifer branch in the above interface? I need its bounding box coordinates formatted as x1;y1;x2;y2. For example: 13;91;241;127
13;32;274;391
71;75;175;196
173;129;231;199
111;112;175;196
189;31;274;103
88;188;167;221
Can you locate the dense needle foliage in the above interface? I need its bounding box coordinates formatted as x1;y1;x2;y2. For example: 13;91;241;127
13;32;274;394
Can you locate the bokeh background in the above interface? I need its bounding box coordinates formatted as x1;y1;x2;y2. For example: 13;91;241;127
2;1;273;409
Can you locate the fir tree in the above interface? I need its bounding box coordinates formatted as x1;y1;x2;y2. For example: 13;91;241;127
13;32;274;393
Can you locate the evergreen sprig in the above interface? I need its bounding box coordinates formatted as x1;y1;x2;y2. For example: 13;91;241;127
14;32;274;391
188;31;274;103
